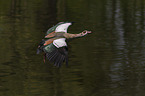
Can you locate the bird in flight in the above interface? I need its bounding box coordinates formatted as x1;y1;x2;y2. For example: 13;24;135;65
37;22;91;67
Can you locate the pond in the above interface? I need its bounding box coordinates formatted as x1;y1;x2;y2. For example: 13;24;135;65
0;0;145;96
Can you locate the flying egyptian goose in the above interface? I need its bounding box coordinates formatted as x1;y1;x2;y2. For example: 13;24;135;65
37;22;91;67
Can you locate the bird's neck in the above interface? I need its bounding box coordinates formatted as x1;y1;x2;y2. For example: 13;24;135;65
63;33;84;39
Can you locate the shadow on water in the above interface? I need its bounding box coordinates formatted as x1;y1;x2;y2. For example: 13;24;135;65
0;0;145;96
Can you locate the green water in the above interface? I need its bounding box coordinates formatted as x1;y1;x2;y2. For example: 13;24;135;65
0;0;145;96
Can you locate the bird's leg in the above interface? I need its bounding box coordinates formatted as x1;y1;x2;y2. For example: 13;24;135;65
43;53;46;63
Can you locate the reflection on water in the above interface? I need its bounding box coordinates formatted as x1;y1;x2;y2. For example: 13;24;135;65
0;0;145;96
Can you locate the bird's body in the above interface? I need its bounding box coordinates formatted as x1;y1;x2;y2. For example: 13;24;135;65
37;22;91;67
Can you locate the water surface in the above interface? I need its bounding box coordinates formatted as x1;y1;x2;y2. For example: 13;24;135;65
0;0;145;96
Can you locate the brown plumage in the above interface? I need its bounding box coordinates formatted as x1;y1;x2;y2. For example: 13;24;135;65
37;22;91;67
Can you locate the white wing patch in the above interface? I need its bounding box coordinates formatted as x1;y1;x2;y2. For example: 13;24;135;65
55;23;72;33
53;38;67;48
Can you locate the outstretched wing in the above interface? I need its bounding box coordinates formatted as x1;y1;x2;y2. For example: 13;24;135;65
55;22;72;33
45;22;72;37
37;22;72;67
43;38;68;67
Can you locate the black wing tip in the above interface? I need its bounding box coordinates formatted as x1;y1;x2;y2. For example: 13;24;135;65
36;49;40;54
37;48;42;54
44;46;68;67
37;39;46;54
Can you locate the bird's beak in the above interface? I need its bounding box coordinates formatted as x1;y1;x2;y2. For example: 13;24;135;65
87;31;92;34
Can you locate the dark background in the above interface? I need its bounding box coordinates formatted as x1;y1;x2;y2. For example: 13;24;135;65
0;0;145;96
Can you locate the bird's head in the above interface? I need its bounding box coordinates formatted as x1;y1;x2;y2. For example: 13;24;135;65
80;30;92;36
